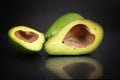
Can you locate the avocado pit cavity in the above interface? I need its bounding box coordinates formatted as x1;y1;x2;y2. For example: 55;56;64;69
15;30;39;43
63;24;95;48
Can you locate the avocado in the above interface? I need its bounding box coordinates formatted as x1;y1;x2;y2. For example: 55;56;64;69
45;13;104;55
8;26;45;53
45;57;103;79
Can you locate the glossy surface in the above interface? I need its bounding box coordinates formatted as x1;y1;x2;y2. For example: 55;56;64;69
45;57;103;79
0;0;120;79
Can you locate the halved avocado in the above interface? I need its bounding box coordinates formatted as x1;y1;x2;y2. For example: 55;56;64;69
45;18;104;55
45;57;103;79
8;26;45;53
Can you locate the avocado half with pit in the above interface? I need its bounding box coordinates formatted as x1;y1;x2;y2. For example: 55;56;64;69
8;26;45;53
45;13;104;55
45;57;103;79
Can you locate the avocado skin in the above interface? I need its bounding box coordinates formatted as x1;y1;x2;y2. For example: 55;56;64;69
45;13;84;39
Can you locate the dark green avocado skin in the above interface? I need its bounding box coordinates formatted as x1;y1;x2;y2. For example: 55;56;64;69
45;13;84;39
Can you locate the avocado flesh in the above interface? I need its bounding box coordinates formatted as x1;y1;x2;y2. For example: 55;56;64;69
45;57;103;79
45;19;104;55
46;13;84;39
8;26;45;52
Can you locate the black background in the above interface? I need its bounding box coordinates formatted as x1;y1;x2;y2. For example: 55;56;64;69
0;0;120;79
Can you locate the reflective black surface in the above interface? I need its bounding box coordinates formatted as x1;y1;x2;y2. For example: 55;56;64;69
0;0;120;79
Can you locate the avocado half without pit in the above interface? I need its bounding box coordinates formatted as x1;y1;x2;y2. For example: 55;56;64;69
45;13;104;55
8;26;45;53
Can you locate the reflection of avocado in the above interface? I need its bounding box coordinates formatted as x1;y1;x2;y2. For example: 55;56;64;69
45;13;104;55
63;62;95;79
8;26;45;53
45;57;103;79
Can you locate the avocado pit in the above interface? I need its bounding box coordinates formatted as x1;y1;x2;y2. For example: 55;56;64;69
15;30;39;43
63;24;95;48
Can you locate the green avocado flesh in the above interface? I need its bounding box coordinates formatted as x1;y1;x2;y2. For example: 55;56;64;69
8;26;45;53
45;13;104;55
45;57;103;79
45;13;84;39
